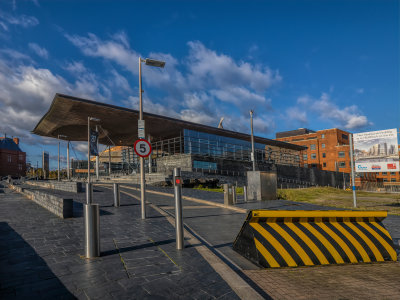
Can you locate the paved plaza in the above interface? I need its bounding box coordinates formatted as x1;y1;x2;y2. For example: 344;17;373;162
0;182;400;299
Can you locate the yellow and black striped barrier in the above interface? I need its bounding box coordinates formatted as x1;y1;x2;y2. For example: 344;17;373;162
232;210;397;268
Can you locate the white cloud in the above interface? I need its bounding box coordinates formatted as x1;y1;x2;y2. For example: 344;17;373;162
292;93;372;130
65;32;282;135
0;12;39;28
28;43;49;59
286;107;308;125
64;61;87;73
186;41;282;92
0;54;110;146
65;32;139;75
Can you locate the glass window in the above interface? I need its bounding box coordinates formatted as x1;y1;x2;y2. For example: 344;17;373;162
321;134;325;139
376;172;380;175
323;162;326;167
303;154;307;160
310;144;316;150
193;160;217;170
322;153;326;158
382;172;387;175
304;163;308;168
7;155;12;163
311;153;317;159
338;161;346;168
311;164;317;168
391;178;397;182
342;134;348;140
321;143;325;148
390;172;396;175
338;151;345;158
383;179;388;182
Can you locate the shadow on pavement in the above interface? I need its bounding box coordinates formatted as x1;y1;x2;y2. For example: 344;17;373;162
0;222;75;299
101;238;176;257
73;202;113;218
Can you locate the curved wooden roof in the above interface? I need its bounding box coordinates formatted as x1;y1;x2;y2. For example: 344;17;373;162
32;93;306;151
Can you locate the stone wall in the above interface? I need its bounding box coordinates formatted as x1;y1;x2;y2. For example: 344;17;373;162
25;180;83;193
8;184;73;218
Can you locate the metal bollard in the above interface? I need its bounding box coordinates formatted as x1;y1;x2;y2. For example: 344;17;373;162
86;183;93;204
232;186;237;204
173;168;184;250
84;203;100;258
113;183;120;207
243;186;248;202
223;184;233;205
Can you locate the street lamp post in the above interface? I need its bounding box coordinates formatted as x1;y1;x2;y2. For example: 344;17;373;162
138;57;165;220
87;117;101;184
58;134;67;181
67;141;70;180
250;110;256;171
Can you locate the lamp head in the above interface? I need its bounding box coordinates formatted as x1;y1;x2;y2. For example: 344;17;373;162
145;58;165;68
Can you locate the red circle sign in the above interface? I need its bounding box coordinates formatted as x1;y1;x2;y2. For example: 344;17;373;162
134;139;152;157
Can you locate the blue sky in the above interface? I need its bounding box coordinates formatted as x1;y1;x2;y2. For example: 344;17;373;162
0;0;398;169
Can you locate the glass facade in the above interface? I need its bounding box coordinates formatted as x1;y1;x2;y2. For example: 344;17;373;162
193;160;217;170
183;129;265;161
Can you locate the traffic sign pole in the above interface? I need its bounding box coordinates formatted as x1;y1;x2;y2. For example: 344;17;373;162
134;139;152;220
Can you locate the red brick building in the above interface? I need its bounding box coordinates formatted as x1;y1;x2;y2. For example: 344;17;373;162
0;137;26;177
275;128;352;173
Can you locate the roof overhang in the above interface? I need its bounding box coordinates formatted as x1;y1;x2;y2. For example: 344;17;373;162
32;93;306;151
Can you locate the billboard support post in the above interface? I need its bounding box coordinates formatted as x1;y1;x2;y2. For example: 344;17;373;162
349;134;357;207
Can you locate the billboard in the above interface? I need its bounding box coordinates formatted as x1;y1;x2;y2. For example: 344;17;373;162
42;151;49;179
353;129;399;172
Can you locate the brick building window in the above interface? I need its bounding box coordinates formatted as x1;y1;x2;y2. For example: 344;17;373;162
390;172;396;175
322;153;326;158
342;134;348;140
310;144;316;150
321;143;325;148
7;155;12;163
19;154;24;161
311;153;317;159
338;151;345;158
391;178;397;182
18;164;22;170
303;154;307;160
304;163;308;168
383;179;388;182
323;162;326;167
376;172;380;175
382;172;387;175
338;161;346;168
321;134;325;139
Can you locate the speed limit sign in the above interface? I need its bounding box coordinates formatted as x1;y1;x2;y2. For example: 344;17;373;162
134;139;152;157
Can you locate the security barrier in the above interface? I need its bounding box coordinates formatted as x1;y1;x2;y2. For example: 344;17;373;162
233;210;397;268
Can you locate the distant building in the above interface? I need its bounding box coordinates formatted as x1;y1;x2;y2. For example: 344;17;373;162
0;137;26;177
275;128;352;173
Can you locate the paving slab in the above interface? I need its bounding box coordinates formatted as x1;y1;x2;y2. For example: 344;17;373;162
0;184;242;299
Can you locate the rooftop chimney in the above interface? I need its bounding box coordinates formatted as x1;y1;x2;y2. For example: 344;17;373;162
13;137;19;145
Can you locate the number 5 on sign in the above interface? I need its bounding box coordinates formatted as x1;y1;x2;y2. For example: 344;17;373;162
134;139;152;158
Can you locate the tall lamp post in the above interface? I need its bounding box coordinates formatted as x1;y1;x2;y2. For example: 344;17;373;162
139;57;165;220
58;134;67;181
87;117;101;184
250;110;256;171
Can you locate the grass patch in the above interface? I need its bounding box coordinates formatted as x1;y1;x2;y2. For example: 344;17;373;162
193;185;244;195
277;187;400;215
